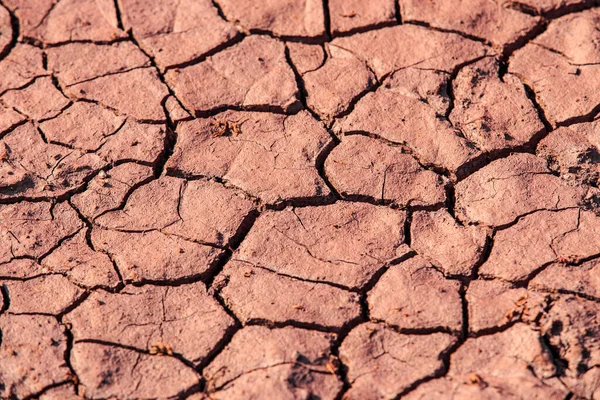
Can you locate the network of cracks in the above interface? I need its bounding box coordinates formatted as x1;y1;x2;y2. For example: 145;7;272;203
2;0;600;398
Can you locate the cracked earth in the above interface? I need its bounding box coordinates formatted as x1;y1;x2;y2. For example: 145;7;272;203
2;0;600;399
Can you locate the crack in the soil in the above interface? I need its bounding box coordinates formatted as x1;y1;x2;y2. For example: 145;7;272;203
3;2;600;398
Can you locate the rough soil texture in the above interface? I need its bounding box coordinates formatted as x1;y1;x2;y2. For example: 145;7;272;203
2;1;600;399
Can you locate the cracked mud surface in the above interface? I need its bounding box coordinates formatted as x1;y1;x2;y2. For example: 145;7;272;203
2;1;600;399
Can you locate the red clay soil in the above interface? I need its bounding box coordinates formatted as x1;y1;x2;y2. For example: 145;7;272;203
1;0;600;399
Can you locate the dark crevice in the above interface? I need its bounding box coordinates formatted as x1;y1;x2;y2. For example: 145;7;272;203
393;336;463;399
63;65;151;88
453;127;549;181
176;382;205;399
125;27;191;126
163;32;245;71
245;318;348;334
444;62;457;119
21;381;71;400
470;233;494;280
89;170;156;221
113;0;124;30
329;312;372;399
192;102;302;119
196;293;241;377
541;0;596;18
283;42;318;120
505;0;596;19
0;73;51;97
469;318;521;338
127;253;229;288
315;137;343;200
166;168;338;210
332;21;398;39
445;183;456;218
245;29;330;45
37;227;83;262
377;321;459;336
332;337;351;400
499;260;557;289
331;76;384;122
522;83;553;133
0;119;27;140
531;283;600;305
322;0;332;39
564;392;574;400
59;321;82;392
153;118;176;178
502;18;547;57
539;334;568;377
493;206;581;232
67;199;126;286
196;311;239;372
403;208;413;246
555;102;600;128
503;1;540;15
361;250;417;294
228;209;260;250
0;284;10;314
459;282;469;339
210;0;229;22
334;193;393;207
395;0;402;24
30;37;130;49
262;195;339;210
0;0;19;62
56;291;90;319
